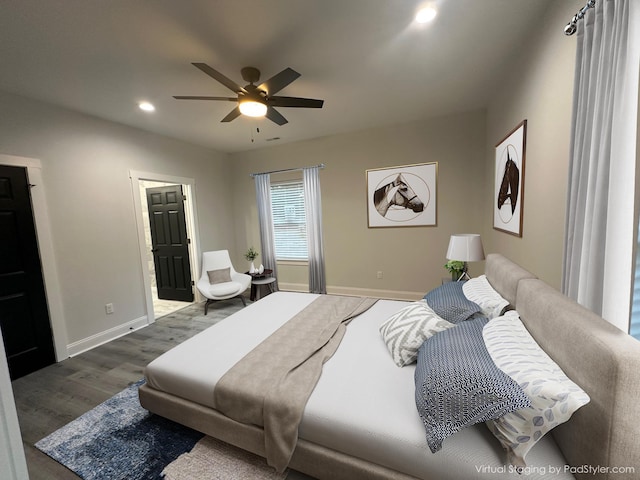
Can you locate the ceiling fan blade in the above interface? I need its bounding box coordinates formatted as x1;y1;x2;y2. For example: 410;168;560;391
192;63;247;94
268;96;324;108
221;106;242;122
266;106;288;126
258;68;300;95
173;96;237;101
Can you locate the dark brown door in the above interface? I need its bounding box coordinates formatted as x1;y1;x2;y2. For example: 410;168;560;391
146;185;194;302
0;165;55;379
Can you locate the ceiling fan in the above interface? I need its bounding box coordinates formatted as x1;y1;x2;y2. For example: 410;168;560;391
173;63;324;126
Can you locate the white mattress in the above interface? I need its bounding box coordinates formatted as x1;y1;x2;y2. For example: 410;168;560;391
144;292;574;480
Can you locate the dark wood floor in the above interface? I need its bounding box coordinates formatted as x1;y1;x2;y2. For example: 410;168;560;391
11;298;246;480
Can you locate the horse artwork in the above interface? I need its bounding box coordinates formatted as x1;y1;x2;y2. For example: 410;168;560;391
366;163;437;228
496;152;519;215
373;173;424;217
493;120;526;237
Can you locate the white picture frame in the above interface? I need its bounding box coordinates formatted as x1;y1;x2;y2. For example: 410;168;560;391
493;120;526;237
366;162;437;228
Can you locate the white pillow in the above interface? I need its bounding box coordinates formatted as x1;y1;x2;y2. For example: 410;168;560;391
483;311;590;467
379;301;454;367
462;275;509;319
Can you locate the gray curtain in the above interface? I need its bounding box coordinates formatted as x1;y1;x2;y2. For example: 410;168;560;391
254;173;278;289
562;0;639;330
303;166;326;294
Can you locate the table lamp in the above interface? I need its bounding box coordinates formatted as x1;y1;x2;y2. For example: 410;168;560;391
446;234;485;281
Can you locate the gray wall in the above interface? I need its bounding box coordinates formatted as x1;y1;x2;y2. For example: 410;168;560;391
483;0;577;289
0;90;233;353
230;110;486;298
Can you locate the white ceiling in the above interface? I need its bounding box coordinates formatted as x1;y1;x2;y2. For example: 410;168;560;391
0;0;556;153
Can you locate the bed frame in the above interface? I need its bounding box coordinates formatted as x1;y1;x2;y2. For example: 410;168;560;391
139;254;640;479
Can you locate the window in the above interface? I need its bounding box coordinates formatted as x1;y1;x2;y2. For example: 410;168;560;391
270;181;308;261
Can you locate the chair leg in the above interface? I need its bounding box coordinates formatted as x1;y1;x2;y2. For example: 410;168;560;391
204;299;213;315
239;294;247;307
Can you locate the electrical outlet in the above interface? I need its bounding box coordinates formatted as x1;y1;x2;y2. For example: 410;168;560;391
377;271;383;279
105;303;114;314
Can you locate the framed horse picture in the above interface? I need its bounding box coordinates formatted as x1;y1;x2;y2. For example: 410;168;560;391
366;162;437;228
493;120;526;237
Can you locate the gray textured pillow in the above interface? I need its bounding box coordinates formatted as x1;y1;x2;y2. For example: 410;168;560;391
414;317;531;453
207;267;231;284
423;281;483;324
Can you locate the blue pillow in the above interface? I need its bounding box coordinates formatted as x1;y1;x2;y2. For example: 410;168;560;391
423;281;482;324
414;317;531;453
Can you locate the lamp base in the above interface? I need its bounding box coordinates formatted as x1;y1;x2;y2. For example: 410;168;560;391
456;262;470;282
456;271;471;282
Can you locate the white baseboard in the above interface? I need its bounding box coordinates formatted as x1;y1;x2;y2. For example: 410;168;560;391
66;316;149;357
277;282;308;293
327;285;423;301
278;282;423;301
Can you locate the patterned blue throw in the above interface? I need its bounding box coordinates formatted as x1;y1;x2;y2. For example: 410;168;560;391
414;317;531;453
35;380;204;480
423;281;482;324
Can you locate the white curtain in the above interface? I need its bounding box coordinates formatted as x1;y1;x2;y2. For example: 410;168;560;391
303;166;326;294
562;0;639;331
254;173;278;289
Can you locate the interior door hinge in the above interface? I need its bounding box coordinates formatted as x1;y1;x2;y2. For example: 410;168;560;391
191;280;195;286
187;238;191;244
183;195;187;201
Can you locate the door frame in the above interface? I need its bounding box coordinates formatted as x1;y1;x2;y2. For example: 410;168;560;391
130;170;201;323
0;154;68;361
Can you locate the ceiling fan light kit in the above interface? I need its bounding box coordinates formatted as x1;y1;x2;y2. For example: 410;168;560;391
174;63;324;125
238;99;267;117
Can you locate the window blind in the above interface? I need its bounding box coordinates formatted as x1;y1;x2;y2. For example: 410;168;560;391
270;181;308;261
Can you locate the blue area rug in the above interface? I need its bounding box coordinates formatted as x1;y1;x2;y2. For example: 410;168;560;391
35;380;204;480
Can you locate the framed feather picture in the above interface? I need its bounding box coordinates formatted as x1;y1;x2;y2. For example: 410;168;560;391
494;120;526;237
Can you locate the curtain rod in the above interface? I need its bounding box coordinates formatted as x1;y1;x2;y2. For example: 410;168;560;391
564;0;596;36
249;164;325;178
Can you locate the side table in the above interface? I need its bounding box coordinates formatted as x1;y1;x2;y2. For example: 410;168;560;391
248;269;277;301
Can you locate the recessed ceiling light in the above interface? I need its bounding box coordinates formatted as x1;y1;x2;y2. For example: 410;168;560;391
138;101;155;112
415;6;437;24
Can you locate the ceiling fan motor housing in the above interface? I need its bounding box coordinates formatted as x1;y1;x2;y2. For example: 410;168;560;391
240;66;261;85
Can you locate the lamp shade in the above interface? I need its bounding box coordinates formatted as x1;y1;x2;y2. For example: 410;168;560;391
446;234;485;262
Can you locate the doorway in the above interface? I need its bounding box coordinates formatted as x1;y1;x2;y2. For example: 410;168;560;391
0;165;56;379
131;172;200;322
139;180;194;318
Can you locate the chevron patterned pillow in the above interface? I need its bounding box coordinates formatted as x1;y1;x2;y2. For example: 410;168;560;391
379;301;455;367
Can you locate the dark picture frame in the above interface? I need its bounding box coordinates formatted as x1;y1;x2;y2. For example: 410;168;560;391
493;120;527;237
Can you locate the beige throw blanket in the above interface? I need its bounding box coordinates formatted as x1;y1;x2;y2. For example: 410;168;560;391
213;295;378;472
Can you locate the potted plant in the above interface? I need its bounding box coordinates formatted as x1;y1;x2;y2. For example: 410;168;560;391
444;260;465;281
244;247;259;273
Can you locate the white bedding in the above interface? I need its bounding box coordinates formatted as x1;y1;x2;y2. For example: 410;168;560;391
144;292;574;480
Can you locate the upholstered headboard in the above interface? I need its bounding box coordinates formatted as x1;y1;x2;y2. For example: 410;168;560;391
485;254;640;479
517;279;640;480
484;253;536;306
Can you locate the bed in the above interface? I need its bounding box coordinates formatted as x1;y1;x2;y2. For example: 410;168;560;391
140;254;640;480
